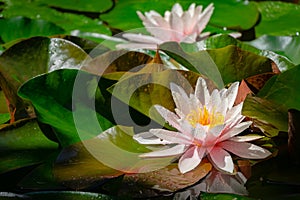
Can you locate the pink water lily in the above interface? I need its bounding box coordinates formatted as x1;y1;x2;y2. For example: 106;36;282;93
117;3;214;49
133;78;271;174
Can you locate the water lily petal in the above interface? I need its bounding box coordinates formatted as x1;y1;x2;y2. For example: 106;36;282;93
218;121;252;142
171;3;183;17
133;131;173;145
225;103;243;123
139;144;187;158
220;141;272;159
224;82;239;109
170;82;191;115
196;3;214;33
178;146;205;173
170;12;184;41
122;33;163;44
230;135;264;142
209;146;234;173
195;77;210;105
150;129;193;144
154;105;183;131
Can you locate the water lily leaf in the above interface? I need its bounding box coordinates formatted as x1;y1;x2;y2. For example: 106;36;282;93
248;35;300;65
1;0;111;40
186;34;294;71
0;113;10;124
0;36;89;121
120;161;212;197
53;141;123;190
18;69;114;147
36;0;113;13
160;42;274;87
0;90;9;113
0;120;58;174
82;50;152;77
0;16;65;44
242;96;288;137
101;0;258;32
54;125;179;190
26;191;123;200
255;1;300;37
258;65;300;111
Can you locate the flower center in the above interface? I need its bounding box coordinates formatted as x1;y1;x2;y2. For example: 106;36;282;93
187;106;224;128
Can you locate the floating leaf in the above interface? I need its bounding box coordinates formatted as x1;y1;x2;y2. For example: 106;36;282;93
0;16;64;44
18;69;114;147
184;34;294;72
53;141;123;190
255;1;300;37
160;42;275;87
0;120;58;174
1;0;111;41
0;36;89;121
258;65;300;111
36;0;113;13
242;96;288;137
101;0;258;32
0;113;10;124
248;35;300;65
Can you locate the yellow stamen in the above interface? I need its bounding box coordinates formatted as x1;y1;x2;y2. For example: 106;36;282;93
187;106;224;128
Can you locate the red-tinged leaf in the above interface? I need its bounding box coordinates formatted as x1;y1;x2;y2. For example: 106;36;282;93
244;72;277;94
234;80;252;105
119;160;212;198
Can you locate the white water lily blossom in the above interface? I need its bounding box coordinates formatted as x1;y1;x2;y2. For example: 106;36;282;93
117;3;215;49
133;78;271;174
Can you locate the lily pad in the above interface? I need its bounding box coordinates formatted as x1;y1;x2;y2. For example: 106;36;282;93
1;0;111;39
0;16;65;44
184;34;294;71
101;0;258;32
0;120;58;174
160;42;274;88
248;35;300;65
36;0;113;13
0;36;89;121
255;1;300;37
18;69;114;147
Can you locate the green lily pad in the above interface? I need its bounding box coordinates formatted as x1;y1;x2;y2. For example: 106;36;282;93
0;120;58;174
160;42;274;88
0;16;65;44
1;0;111;40
255;1;300;37
0;36;89;121
242;96;288;137
101;0;258;32
184;34;295;71
248;35;300;65
0;113;9;124
36;0;113;13
18;69;114;147
258;64;300;111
